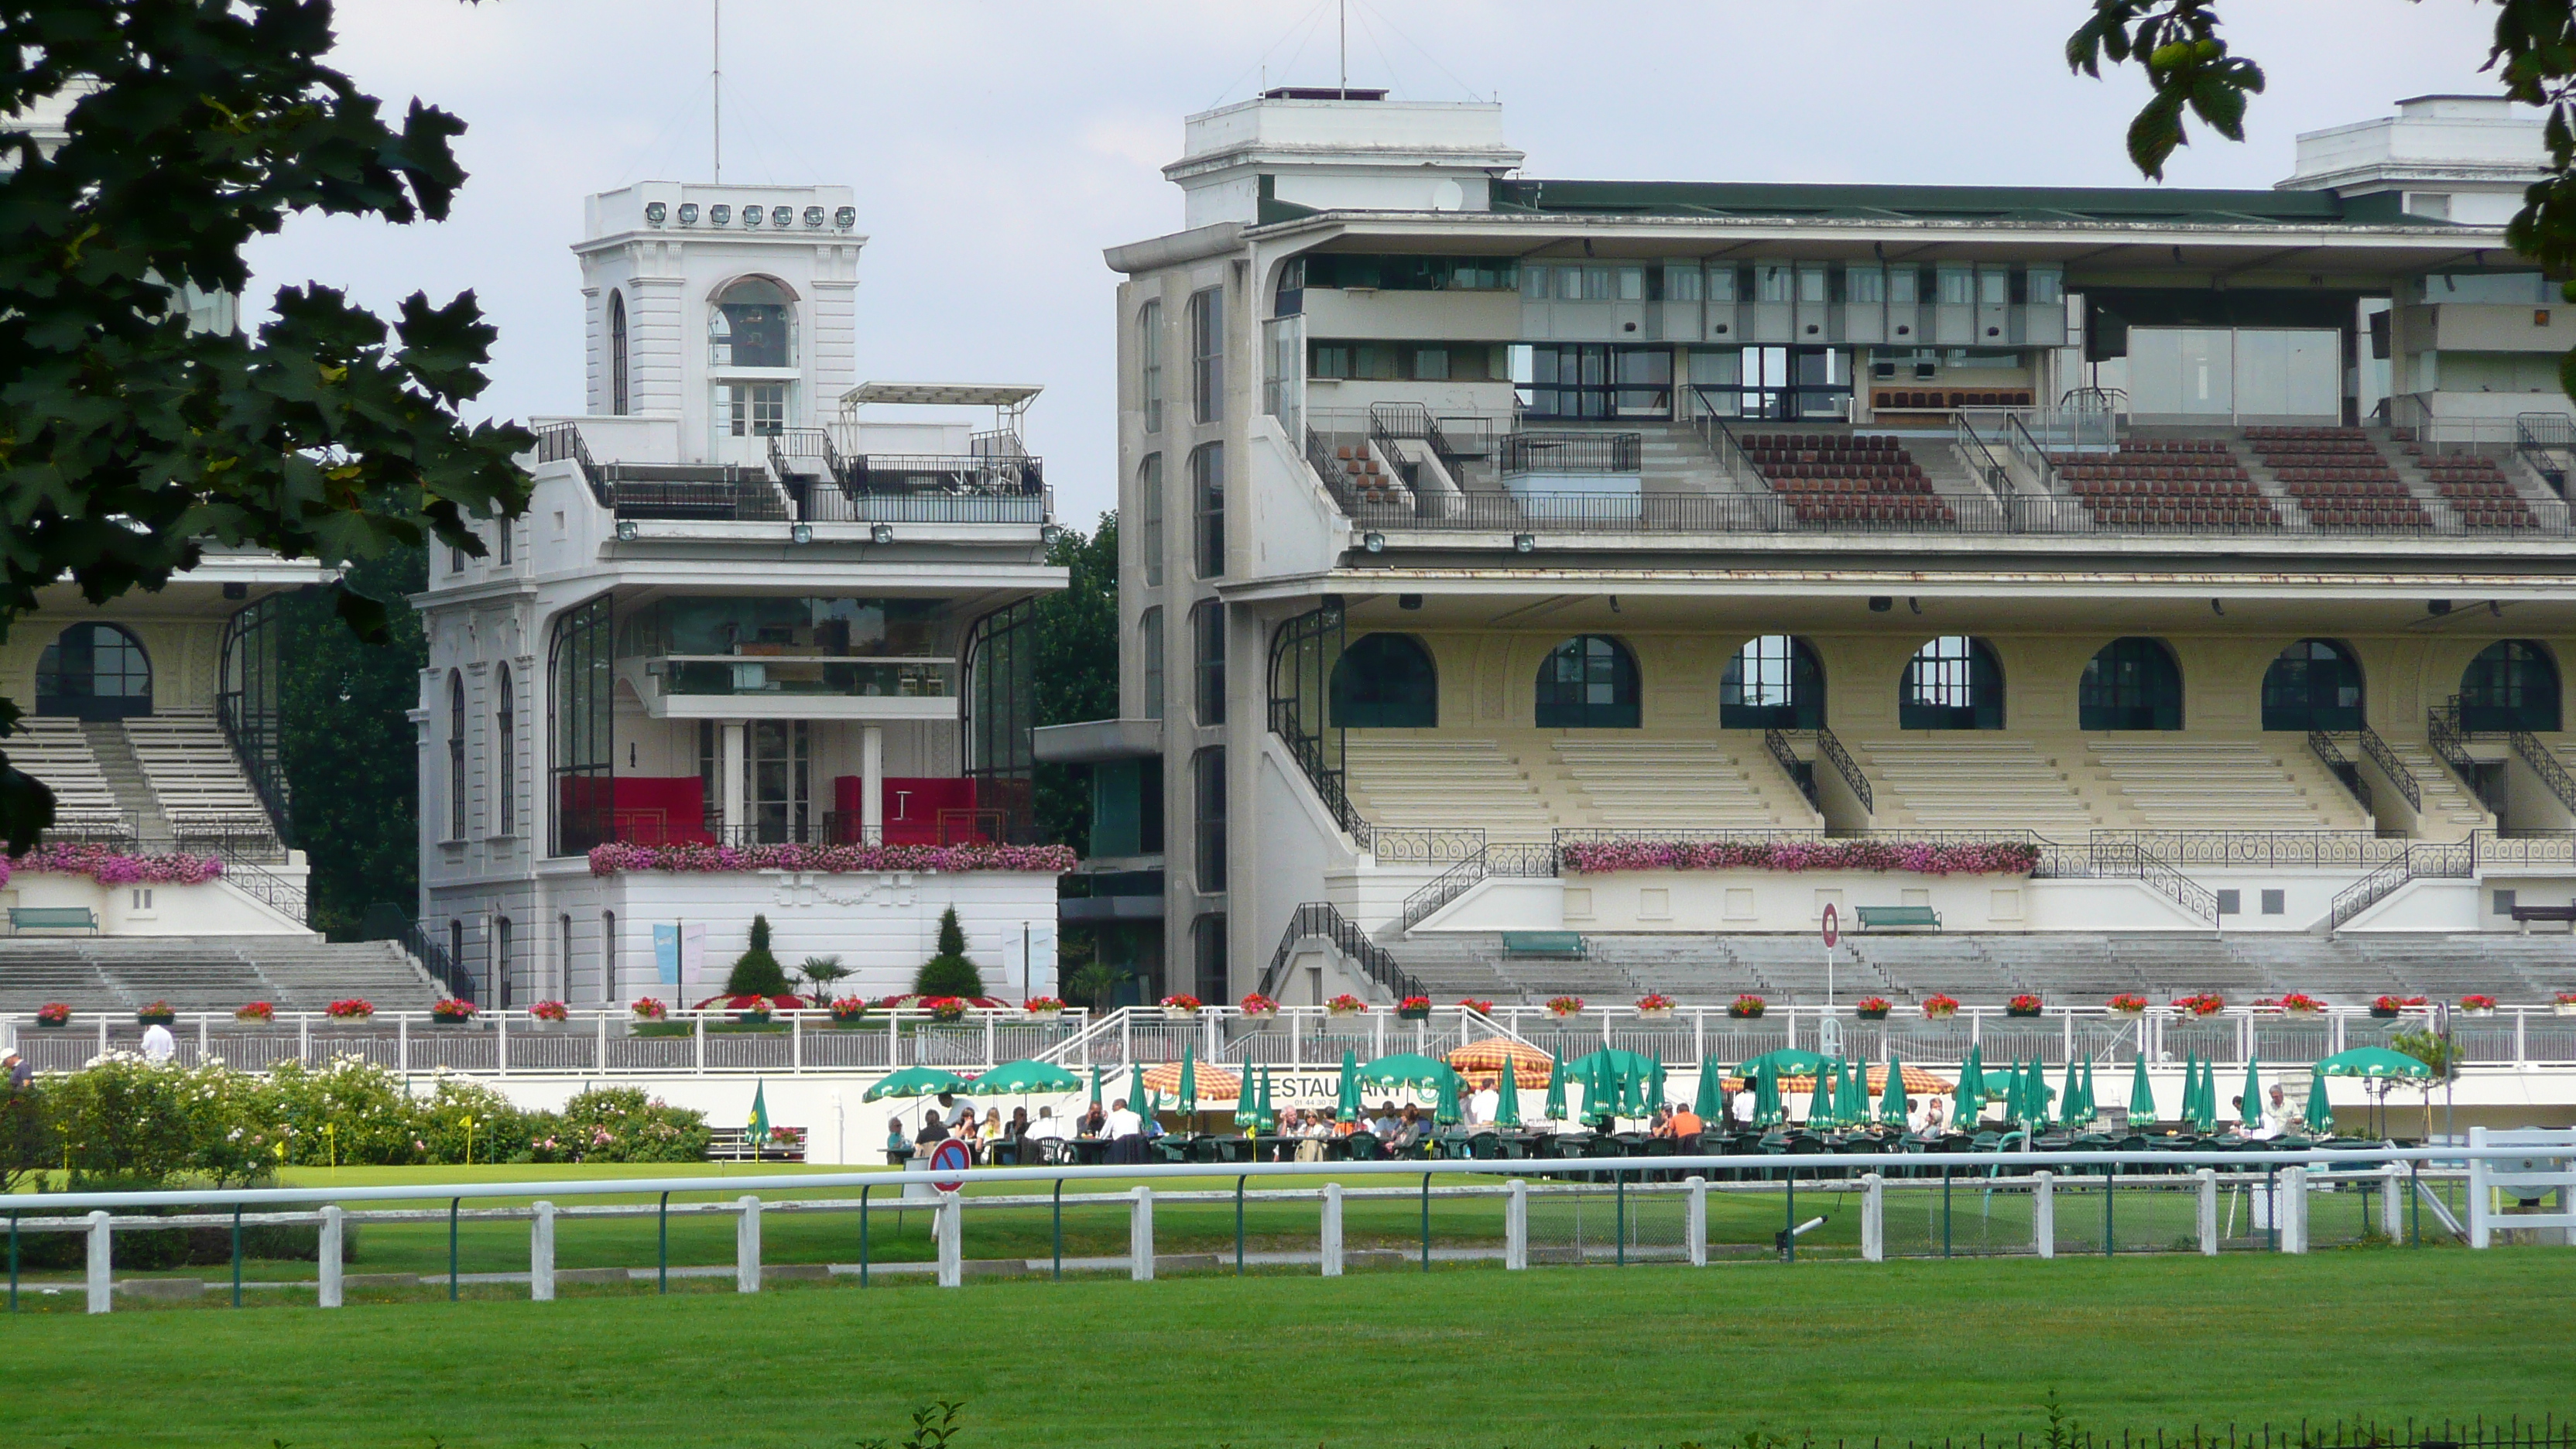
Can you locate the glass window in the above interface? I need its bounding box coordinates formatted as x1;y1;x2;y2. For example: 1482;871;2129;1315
35;622;152;719
1664;265;1702;302
2026;267;2064;306
2079;637;2184;731
494;663;515;837
728;383;785;437
493;917;512;1009
1188;287;1224;425
1413;347;1450;381
1534;635;1641;729
548;595;614;856
1139;299;1163;433
1192;912;1228;1003
1720;635;1824;731
608;289;629;416
707;276;792;368
1193;600;1225;724
2460;639;2561;732
1273;256;1303;317
1581;265;1612;301
1139;454;1165;587
1331;633;1438;728
1192;748;1226;892
1797;266;1828;304
617;597;942;659
1845;267;1886;305
1616;266;1646;302
1756;265;1794;304
1707;266;1738;304
1520;265;1549;300
1978;269;2010;307
1192;444;1224;578
446;669;466;841
1937;268;1975;306
2263;639;2364;732
1140;607;1164;720
1901;635;2004;731
1889;267;1920;305
602;911;617;1002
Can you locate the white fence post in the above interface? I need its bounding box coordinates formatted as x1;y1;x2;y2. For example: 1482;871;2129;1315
735;1195;762;1292
530;1201;557;1300
1321;1182;1345;1276
936;1192;962;1288
1861;1173;1884;1263
85;1210;111;1314
2280;1167;2309;1254
1685;1176;1708;1267
2032;1170;2054;1259
1129;1186;1154;1282
1506;1178;1528;1271
2468;1125;2492;1249
318;1205;344;1308
2196;1168;2219;1255
2382;1163;2406;1241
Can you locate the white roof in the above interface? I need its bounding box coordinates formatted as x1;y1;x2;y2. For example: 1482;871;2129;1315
838;383;1043;409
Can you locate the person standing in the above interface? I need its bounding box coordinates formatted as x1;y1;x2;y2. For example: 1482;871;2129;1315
139;1020;176;1064
2;1050;30;1091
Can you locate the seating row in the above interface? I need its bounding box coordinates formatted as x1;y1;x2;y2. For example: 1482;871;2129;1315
1870;389;2034;409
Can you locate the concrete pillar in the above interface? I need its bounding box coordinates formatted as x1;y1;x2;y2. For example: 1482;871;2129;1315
86;1211;111;1315
936;1192;962;1287
530;1201;556;1301
1685;1176;1708;1267
720;721;748;836
2280;1166;2309;1254
1861;1173;1885;1263
1129;1187;1153;1282
2033;1170;2055;1259
1505;1178;1529;1271
2382;1163;2406;1241
317;1206;344;1308
2196;1168;2220;1255
735;1194;761;1293
860;725;885;844
1320;1182;1344;1276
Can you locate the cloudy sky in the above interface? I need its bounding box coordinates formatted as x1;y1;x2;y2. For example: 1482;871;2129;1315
248;1;2510;526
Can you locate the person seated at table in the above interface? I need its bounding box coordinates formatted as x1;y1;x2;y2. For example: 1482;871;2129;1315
1648;1105;1672;1137
913;1112;950;1150
1105;1097;1144;1163
1080;1102;1108;1138
885;1118;916;1167
1389;1105;1428;1153
1660;1102;1702;1150
979;1107;1006;1159
1371;1103;1403;1137
1918;1096;1946;1136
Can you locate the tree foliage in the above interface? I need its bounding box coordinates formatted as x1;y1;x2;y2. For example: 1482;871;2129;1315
277;542;426;937
2068;2;2576;396
0;0;531;851
1032;513;1118;853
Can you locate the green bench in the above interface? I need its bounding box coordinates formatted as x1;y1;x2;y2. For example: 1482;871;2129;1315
8;906;98;934
1500;930;1588;959
1855;905;1941;933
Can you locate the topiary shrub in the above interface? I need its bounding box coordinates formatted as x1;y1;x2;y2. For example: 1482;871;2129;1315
724;913;791;998
913;907;985;998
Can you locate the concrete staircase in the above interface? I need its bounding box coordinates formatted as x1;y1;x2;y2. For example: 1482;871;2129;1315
80;720;172;848
0;937;442;1014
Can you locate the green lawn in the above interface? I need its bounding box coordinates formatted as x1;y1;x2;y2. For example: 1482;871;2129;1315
3;1248;2569;1447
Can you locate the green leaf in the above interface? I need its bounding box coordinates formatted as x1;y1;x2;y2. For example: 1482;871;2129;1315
331;581;392;646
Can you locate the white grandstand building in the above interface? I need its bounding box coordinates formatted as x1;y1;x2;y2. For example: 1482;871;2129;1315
1047;90;2576;1016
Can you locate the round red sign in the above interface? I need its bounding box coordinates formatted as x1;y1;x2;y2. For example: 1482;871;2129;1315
1821;903;1840;949
929;1139;971;1193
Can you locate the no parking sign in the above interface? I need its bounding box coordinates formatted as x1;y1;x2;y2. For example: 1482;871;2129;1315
929;1139;971;1193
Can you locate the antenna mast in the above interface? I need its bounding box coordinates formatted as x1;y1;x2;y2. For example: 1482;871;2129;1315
712;0;723;183
1338;0;1347;97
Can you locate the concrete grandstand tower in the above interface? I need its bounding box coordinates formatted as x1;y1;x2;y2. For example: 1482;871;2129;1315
412;180;1068;1011
1046;86;2576;1014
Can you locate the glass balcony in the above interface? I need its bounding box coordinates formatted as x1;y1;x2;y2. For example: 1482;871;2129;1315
646;657;957;698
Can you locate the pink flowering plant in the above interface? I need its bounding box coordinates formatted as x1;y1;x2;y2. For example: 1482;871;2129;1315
0;843;222;889
1559;838;2040;877
588;841;1075;876
631;998;670;1020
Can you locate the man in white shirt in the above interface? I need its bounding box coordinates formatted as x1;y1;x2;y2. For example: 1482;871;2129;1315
139;1021;176;1064
1027;1106;1064;1142
1728;1081;1759;1129
1104;1098;1144;1163
1468;1087;1498;1125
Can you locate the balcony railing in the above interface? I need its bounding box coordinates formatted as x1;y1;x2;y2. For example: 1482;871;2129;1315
1498;430;1643;477
643;655;957;700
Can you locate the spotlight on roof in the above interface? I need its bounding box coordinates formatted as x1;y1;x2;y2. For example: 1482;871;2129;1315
1512;533;1536;554
871;523;896;545
803;206;825;228
644;200;668;226
708;204;731;226
615;519;639;541
790;522;813;545
770;206;793;228
833;206;857;229
1362;531;1385;553
677;203;700;226
1040;523;1065;545
742;205;762;227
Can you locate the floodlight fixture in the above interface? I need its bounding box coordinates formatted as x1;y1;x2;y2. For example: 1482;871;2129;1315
1362;531;1385;553
770;207;793;228
790;522;814;544
871;523;896;544
708;204;731;226
803;206;825;228
644;200;668;226
677;203;700;226
1040;523;1065;544
833;206;857;229
1512;533;1536;553
742;205;761;227
615;519;639;541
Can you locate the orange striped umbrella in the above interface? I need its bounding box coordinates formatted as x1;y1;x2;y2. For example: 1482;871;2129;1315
1730;1064;1948;1096
1447;1038;1556;1078
1142;1060;1241;1099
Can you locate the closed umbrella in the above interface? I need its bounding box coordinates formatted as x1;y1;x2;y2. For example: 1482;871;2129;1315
1877;1052;1910;1128
1177;1046;1200;1118
1804;1058;1836;1127
2189;1056;2218;1135
1495;1053;1523;1128
2239;1057;2266;1131
2126;1053;2157;1128
1125;1062;1148;1120
1543;1052;1567;1122
2303;1064;2335;1136
2058;1057;2085;1129
1256;1063;1276;1132
1839;1057;1870;1125
1090;1064;1104;1110
1752;1062;1783;1128
1647;1057;1669;1115
1692;1056;1724;1121
1434;1066;1462;1126
1336;1047;1362;1123
2078;1057;2099;1124
1953;1043;1985;1129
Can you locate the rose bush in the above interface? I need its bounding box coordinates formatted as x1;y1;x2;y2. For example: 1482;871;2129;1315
589;841;1076;876
1559;839;2040;876
0;844;223;888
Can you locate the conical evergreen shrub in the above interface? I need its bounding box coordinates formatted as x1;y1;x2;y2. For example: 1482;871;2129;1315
913;907;985;998
724;914;791;997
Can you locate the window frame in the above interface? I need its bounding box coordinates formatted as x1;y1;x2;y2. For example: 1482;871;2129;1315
1139;298;1164;433
1140;606;1165;721
1192;746;1226;893
1900;635;2006;731
1533;635;1642;730
1139;453;1166;587
493;663;516;837
1188;286;1224;425
1191;443;1225;579
1192;600;1225;725
608;289;629;416
446;670;468;842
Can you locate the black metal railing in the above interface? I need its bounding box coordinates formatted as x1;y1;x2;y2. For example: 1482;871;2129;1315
2307;729;2372;814
2511;729;2576;816
2427;702;2492;810
175;817;289;864
1367;402;1492;481
361;903;478;1004
601;465;788;522
2329;840;2476;931
2353;723;2421;813
2472;830;2576;868
532;421;603;499
1259;902;1423;1003
1498;430;1642;477
2086;830;2408;870
1363;828;1485;866
2030;838;2217;923
1762;727;1819;810
1395;843;1558;936
843;453;1044;498
1814;724;1873;815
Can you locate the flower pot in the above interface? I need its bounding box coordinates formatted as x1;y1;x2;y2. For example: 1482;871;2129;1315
632;1020;692;1038
328;1013;374;1026
1636;1007;1675;1023
1857;1008;1890;1022
2462;1007;2496;1019
1727;1009;1764;1021
2109;1008;2144;1019
2283;1007;2321;1019
1397;1008;1430;1022
1546;1009;1581;1022
33;1019;69;1029
2556;1002;2576;1017
830;1016;872;1030
1923;1006;1958;1020
135;1013;175;1027
733;1014;774;1027
1029;1008;1065;1022
2370;1007;2400;1019
1163;1007;1199;1022
1240;1009;1277;1026
2006;1008;2041;1019
430;1014;474;1028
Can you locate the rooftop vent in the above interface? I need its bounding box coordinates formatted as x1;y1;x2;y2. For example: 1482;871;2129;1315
1260;86;1389;101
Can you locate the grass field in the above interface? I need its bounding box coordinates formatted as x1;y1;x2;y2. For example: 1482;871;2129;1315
4;1247;2570;1447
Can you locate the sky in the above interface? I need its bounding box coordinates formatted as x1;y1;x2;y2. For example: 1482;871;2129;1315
245;0;2514;527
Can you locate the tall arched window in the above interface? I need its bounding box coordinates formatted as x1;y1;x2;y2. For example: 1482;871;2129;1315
2080;637;2184;731
608;289;629;415
36;622;152;719
492;916;512;1009
448;920;465;990
1331;633;1438;728
602;910;618;1003
1535;635;1641;729
1901;636;2004;731
493;663;516;838
707;277;793;367
446;670;467;841
1720;635;1824;730
2262;639;2364;731
2461;640;2562;732
1191;444;1225;579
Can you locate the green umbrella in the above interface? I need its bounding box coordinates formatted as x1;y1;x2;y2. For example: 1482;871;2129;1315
2315;1046;2434;1080
1088;1063;1105;1109
1336;1047;1362;1123
1256;1063;1276;1132
2189;1056;2218;1135
1953;1043;1985;1129
1877;1054;1910;1128
1125;1062;1149;1121
862;1065;967;1102
1804;1058;1836;1128
2078;1057;2099;1123
1233;1053;1260;1129
1543;1052;1567;1122
1495;1053;1523;1128
1434;1065;1462;1126
1693;1056;1724;1120
2302;1064;2336;1136
2239;1057;2266;1131
1840;1057;1871;1125
1733;1047;1828;1082
1647;1057;1669;1115
1176;1046;1199;1118
1752;1061;1783;1127
1360;1052;1463;1092
2057;1057;2084;1129
2126;1053;2157;1128
966;1059;1083;1096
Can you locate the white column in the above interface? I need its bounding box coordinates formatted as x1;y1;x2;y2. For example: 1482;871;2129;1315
1861;1172;1885;1263
530;1201;557;1300
318;1206;345;1308
1320;1182;1344;1276
2382;1163;2406;1241
860;724;885;844
2196;1168;2220;1255
936;1191;962;1287
2033;1170;2055;1259
1685;1176;1709;1267
86;1211;111;1314
735;1194;762;1292
2280;1166;2309;1254
1129;1186;1154;1282
2468;1125;2493;1249
720;721;748;835
1505;1178;1529;1271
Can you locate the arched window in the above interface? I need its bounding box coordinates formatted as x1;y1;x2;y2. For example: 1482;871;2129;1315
1536;635;1640;729
36;622;152;719
1331;634;1438;728
707;277;793;368
2262;639;2364;731
1720;635;1824;730
1901;636;2004;731
608;289;629;415
2080;637;2184;731
493;663;516;838
492;916;512;1009
2461;640;2561;732
446;670;467;841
